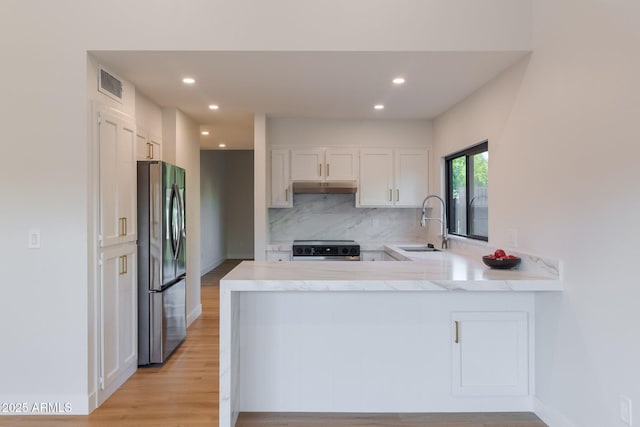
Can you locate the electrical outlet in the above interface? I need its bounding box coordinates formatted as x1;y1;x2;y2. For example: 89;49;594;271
620;394;632;426
28;229;41;249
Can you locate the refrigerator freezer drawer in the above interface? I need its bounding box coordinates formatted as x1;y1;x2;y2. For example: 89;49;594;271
147;278;186;365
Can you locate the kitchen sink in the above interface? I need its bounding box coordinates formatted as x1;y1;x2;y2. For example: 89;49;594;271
398;245;440;252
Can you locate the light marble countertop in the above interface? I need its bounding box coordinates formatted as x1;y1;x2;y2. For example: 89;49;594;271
223;244;562;291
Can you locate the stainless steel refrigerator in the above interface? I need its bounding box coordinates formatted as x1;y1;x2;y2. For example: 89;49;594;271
137;161;187;365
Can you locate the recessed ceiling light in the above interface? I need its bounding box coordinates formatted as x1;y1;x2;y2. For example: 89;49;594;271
218;143;226;148
392;77;406;85
182;77;196;84
374;104;385;110
201;131;210;136
208;104;219;110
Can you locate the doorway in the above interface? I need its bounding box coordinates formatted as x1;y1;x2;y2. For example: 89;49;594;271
200;149;255;275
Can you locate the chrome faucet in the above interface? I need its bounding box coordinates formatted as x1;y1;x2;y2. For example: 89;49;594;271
420;195;448;249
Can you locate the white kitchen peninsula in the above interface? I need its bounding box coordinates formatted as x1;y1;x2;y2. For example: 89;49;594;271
219;252;562;427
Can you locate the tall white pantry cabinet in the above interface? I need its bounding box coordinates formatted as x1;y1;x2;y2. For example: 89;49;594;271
94;104;138;406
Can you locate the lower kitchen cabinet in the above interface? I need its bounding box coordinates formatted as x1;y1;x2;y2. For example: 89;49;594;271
360;250;384;261
98;243;138;405
451;311;529;396
266;250;292;261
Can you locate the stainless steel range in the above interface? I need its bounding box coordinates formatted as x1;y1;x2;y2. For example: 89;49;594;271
292;240;360;261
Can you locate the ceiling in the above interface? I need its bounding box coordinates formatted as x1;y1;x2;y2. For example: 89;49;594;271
91;51;529;150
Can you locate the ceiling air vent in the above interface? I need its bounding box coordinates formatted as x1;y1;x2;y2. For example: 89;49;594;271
98;66;123;102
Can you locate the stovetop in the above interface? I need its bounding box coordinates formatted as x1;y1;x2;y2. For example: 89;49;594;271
292;240;360;258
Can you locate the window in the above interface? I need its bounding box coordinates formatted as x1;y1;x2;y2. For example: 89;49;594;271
445;141;488;241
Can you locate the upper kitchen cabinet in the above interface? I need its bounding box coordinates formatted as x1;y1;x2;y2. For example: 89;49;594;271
325;148;358;181
359;148;429;207
359;148;394;206
291;148;357;182
394;149;429;207
270;149;292;208
96;104;137;247
136;128;162;161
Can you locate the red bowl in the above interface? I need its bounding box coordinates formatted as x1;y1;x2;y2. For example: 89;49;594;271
482;255;521;269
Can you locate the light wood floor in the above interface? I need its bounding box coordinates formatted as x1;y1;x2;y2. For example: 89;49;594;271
236;412;547;427
2;259;547;427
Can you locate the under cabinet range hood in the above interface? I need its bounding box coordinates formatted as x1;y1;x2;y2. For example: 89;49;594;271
292;181;357;194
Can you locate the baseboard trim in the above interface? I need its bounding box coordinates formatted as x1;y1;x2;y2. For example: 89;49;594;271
187;303;202;327
87;390;98;414
534;397;576;427
97;362;137;408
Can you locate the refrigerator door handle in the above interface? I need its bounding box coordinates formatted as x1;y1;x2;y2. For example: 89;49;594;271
169;184;183;260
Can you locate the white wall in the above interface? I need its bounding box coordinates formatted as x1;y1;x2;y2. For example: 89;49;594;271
135;92;163;138
0;0;533;415
268;118;432;149
432;1;640;425
254;114;268;261
174;109;202;325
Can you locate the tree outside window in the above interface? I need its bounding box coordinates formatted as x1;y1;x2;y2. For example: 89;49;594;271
446;141;488;241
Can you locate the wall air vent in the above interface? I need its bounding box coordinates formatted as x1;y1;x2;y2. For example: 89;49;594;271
98;65;123;103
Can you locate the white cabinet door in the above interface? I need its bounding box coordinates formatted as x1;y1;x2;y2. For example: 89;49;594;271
291;148;357;182
383;251;402;261
451;311;529;396
359;149;394;206
360;251;384;261
325;148;358;181
98;243;137;404
291;149;323;181
136;130;149;160
394;149;428;207
148;134;162;160
270;149;292;208
136;128;162;161
266;251;292;261
98;106;137;247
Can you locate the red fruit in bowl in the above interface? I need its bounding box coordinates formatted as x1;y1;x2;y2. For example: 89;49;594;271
507;255;518;259
494;249;506;258
486;254;496;259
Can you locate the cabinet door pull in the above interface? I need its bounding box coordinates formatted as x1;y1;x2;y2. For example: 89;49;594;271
454;320;460;343
319;163;322;177
147;142;153;159
396;189;400;201
119;255;128;275
388;189;392;202
285;188;289;202
326;163;330;177
119;217;127;236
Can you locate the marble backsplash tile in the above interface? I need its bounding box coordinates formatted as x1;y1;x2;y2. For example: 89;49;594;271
269;194;425;242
